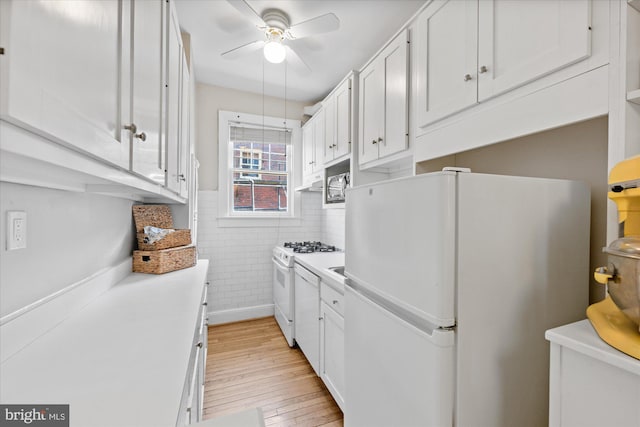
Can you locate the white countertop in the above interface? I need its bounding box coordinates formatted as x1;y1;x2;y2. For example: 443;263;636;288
545;319;640;376
293;252;345;293
0;260;209;427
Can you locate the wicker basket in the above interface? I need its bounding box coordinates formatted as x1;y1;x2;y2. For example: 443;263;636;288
132;246;197;274
132;205;191;250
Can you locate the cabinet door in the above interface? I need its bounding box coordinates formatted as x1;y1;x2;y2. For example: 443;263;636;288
165;5;182;193
359;60;383;165
477;0;591;101
179;54;191;198
130;0;165;184
379;29;409;159
415;0;478;129
320;301;345;411
323;95;336;164
0;0;127;168
334;79;351;160
312;109;325;173
302;119;315;178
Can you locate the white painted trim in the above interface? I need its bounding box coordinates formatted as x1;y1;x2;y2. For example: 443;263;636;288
207;304;275;325
0;258;131;363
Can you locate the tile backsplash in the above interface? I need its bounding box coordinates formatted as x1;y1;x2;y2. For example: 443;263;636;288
197;191;345;318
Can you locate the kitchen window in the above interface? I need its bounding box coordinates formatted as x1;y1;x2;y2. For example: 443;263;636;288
218;111;302;225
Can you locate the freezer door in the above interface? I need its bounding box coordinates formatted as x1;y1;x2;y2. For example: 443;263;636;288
345;172;456;327
344;286;455;427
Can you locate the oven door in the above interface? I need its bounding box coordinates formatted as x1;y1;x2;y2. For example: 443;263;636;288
273;256;295;346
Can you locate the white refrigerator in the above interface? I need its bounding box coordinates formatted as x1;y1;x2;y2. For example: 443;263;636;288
344;170;590;427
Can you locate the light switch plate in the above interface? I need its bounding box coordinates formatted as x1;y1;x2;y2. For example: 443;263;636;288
7;211;27;250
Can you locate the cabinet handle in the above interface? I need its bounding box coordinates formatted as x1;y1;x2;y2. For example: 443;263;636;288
332;300;338;305
319;317;324;321
202;301;208;306
463;73;472;81
479;65;488;73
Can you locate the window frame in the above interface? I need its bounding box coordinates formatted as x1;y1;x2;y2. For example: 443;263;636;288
218;111;302;225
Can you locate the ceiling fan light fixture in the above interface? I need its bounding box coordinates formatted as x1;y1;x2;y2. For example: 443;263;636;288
263;38;286;64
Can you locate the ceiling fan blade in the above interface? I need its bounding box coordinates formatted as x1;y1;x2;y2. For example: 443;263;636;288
285;45;311;75
286;13;340;40
226;0;266;28
221;40;265;59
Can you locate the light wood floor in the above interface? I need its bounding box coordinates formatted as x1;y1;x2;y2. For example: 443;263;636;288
203;317;344;427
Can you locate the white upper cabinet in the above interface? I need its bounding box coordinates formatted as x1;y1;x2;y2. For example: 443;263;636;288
301;109;326;184
477;0;591;102
359;30;409;167
415;0;478;126
323;77;352;164
0;0;128;169
179;54;191;199
129;0;166;184
165;4;183;193
415;0;592;129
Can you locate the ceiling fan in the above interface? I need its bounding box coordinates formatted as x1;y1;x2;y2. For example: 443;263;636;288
222;0;340;74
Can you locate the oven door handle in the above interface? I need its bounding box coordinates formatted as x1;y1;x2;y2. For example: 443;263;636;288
272;256;291;272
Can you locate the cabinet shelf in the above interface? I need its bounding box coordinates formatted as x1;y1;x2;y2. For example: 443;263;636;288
627;89;640;105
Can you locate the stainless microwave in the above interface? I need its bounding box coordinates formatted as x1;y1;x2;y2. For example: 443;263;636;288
326;172;350;203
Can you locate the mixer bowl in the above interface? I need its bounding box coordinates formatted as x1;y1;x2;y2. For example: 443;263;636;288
599;237;640;331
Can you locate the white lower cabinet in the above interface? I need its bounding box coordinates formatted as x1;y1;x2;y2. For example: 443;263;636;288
320;282;345;411
178;282;209;426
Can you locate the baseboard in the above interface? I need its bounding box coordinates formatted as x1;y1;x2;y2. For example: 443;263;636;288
208;304;275;325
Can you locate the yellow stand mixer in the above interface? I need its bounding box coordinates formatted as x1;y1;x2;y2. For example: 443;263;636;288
590;155;640;359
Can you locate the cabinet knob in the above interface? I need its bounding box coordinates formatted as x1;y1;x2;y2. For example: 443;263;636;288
124;123;137;133
479;65;488;73
372;139;377;145
134;132;147;142
332;300;338;305
179;174;186;181
196;341;203;348
463;74;472;81
377;137;383;143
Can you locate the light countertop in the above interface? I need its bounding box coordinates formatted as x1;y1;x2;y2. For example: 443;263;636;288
546;319;640;376
293;252;345;293
0;260;209;427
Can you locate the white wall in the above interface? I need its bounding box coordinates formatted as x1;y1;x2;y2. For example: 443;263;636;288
416;116;609;303
0;183;135;317
195;83;309;191
322;208;346;250
197;191;323;320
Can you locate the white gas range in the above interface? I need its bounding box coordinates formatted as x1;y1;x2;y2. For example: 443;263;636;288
272;242;338;347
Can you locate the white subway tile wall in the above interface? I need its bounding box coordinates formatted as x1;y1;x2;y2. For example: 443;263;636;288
322;208;346;250
197;191;345;314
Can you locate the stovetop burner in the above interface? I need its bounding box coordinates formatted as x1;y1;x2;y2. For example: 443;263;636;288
283;241;337;253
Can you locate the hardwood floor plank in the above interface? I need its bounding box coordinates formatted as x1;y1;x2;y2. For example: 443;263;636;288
203;317;343;426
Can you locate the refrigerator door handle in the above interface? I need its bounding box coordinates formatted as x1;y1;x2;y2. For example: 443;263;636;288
345;281;455;346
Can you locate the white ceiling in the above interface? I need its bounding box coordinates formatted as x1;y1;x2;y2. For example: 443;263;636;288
175;0;426;103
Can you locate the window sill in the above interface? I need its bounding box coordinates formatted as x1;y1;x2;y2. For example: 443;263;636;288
216;216;302;228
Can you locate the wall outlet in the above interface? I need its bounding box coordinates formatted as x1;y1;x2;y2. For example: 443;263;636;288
7;211;27;250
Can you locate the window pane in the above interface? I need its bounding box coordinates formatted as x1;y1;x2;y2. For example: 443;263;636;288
231;138;289;213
